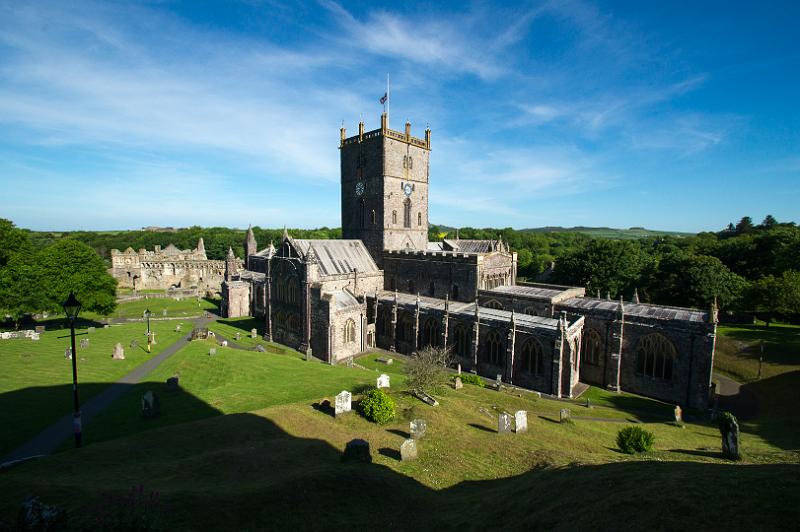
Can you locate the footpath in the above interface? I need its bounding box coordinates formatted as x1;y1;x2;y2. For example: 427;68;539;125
1;315;214;465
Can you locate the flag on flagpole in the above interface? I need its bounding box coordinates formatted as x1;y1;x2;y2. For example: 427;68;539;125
379;92;387;105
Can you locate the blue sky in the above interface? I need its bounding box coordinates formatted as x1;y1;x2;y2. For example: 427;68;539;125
0;0;797;232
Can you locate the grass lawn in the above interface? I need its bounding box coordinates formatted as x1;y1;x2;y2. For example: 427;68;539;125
104;296;219;320
0;321;187;456
207;317;297;354
715;322;800;383
1;357;797;529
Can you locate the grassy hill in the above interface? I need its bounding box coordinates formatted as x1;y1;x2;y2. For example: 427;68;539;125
519;226;693;239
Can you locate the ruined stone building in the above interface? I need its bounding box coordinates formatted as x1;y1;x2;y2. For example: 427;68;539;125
110;238;241;293
222;113;717;409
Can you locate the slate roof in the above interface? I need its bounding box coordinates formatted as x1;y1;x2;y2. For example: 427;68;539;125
375;291;565;333
330;290;361;310
559;297;707;323
292;239;379;277
442;239;502;253
485;284;571;301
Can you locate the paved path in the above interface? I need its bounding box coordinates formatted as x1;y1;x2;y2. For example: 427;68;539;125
2;316;214;464
713;373;759;420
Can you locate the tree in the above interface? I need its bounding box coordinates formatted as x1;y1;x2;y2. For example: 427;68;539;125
550;240;651;298
0;251;47;328
747;270;800;325
735;216;754;235
0;218;32;268
38;239;117;316
654;253;746;309
760;214;778;229
405;346;452;393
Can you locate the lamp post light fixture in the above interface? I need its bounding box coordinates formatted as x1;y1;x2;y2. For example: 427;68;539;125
62;290;82;448
144;308;152;353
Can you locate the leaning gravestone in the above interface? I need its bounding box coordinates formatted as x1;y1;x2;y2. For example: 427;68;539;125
718;411;741;460
560;408;571;423
341;439;372;463
400;438;418;461
335;390;352;416
376;357;393;365
377;374;390;389
112;343;125;360
453;377;463;390
410;419;427;440
498;412;512;434
141;390;160;419
251;328;258;339
515;410;528;433
166;376;180;391
255;344;266;352
674;405;683;424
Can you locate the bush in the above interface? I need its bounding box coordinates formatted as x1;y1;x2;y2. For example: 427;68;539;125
455;374;485;387
405;346;452;393
616;426;655;454
358;388;396;424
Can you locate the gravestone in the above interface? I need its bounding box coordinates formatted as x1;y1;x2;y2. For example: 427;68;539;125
130;339;139;349
162;309;167;316
515;410;528;433
150;332;157;345
376;356;393;365
400;438;418;461
209;347;217;356
335;390;352;416
80;338;89;349
377;374;390;389
496;373;502;383
453;376;463;390
414;390;439;407
34;325;45;334
674;405;683;424
533;391;542;399
457;363;461;375
166;376;180;391
255;344;266;352
30;333;40;341
87;327;96;334
341;438;371;463
410;419;427;439
221;340;228;347
719;412;741;460
112;343;125;360
560;408;571;423
235;332;241;341
251;328;258;339
175;325;182;333
346;357;354;368
141;390;160;419
64;347;72;359
305;349;313;362
498;412;512;434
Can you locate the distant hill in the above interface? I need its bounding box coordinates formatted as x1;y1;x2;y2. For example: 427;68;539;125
433;225;693;240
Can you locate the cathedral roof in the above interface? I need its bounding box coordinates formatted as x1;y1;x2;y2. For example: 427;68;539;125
441;239;507;254
329;289;361;310
483;284;585;302
292;239;379;277
559;297;707;323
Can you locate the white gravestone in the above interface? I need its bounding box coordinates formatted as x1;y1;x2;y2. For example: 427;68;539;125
251;328;258;339
453;377;463;390
30;333;40;341
560;408;571;423
400;438;418;461
335;391;352;416
64;347;72;359
674;405;683;424
221;340;228;347
410;419;427;440
209;347;217;356
498;412;512;434
112;342;125;360
515;410;528;433
377;374;390;389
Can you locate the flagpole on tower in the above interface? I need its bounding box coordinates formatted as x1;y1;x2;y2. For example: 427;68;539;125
386;73;390;123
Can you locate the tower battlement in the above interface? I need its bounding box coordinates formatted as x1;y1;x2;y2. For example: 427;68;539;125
340;113;430;150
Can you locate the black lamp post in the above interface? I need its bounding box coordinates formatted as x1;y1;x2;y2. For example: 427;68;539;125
144;308;152;353
62;291;82;448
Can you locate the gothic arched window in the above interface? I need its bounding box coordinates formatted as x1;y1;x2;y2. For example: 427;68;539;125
287;313;301;333
485;299;504;310
452;284;459;300
344;319;356;344
429;281;435;297
485;329;503;365
371;210;376;225
403;199;411;228
584;329;603;365
521;338;544;376
454;325;468;357
287;277;300;305
635;333;676;381
399;315;415;343
408;279;415;293
422;318;439;347
418;212;422;226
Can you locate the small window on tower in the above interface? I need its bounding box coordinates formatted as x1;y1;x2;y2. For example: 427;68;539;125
392;210;397;225
371;210;376;225
403;155;407;169
417;212;422;226
409;157;413;170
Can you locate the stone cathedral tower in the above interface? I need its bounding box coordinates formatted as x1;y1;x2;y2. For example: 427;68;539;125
340;113;431;266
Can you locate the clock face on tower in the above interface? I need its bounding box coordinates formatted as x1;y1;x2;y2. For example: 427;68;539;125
403;183;413;197
355;181;365;197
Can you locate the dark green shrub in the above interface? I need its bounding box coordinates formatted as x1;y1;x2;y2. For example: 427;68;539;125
456;374;485;387
616;426;655;454
358;388;396;424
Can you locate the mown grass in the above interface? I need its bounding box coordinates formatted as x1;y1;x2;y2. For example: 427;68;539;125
207;316;296;354
715;322;800;383
103;296;219;319
0;322;186;456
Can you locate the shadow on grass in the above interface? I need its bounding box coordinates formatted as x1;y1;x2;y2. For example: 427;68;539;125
378;447;401;461
669;448;724;459
467;423;495;433
1;411;798;531
311;401;335;418
736;371;800;450
387;429;410;439
538;416;560;424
